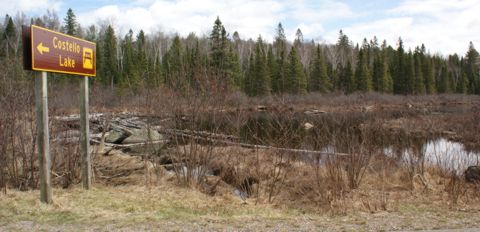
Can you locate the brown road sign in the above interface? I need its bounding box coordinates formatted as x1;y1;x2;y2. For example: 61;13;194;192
28;25;96;76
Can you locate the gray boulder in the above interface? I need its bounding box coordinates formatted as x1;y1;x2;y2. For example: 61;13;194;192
122;128;163;144
465;166;480;183
105;129;128;144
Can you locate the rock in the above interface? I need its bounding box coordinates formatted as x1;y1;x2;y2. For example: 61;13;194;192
158;155;174;165
122;128;163;144
238;176;259;196
181;166;214;178
257;105;267;111
234;188;248;201
105;129;128;144
303;122;314;130
362;105;374;112
304;109;327;115
465;166;480;183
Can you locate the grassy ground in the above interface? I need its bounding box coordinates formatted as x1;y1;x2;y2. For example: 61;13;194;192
1;184;480;231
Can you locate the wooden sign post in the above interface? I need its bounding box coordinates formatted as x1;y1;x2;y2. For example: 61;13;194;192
80;76;91;189
35;71;52;203
23;25;96;203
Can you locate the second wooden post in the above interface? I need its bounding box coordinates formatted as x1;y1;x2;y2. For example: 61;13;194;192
80;76;91;189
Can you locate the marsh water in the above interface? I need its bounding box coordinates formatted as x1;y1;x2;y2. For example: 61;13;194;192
385;138;480;173
190;110;479;173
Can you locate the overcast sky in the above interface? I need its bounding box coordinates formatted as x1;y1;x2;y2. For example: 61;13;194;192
2;0;480;55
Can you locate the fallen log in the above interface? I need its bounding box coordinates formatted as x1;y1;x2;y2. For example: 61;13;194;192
167;131;349;156
160;128;240;141
90;138;170;148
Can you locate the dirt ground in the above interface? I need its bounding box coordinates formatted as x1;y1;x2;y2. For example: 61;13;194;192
1;185;480;232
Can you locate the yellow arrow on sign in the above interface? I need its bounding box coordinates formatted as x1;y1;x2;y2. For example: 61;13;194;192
37;43;50;55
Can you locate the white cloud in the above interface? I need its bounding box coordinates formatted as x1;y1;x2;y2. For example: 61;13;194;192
76;0;353;42
325;0;480;55
72;0;479;55
0;0;62;17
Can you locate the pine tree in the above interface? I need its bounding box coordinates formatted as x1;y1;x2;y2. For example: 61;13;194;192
423;57;436;94
464;42;479;94
62;8;77;36
393;38;406;94
272;23;287;93
294;28;304;48
383;60;394;93
337;61;354;93
244;53;255;95
456;71;469;94
3;15;15;59
209;17;240;90
121;29;140;88
405;51;415;94
346;61;356;93
210;17;227;77
438;65;451;93
102;25;118;89
186;38;206;91
225;44;242;89
251;37;269;96
373;52;393;93
355;45;373;92
136;30;148;79
372;55;381;92
266;45;277;93
309;45;331;92
163;35;185;90
413;48;426;94
285;46;307;94
336;30;351;69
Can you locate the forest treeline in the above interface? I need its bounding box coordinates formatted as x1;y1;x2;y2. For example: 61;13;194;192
1;9;479;96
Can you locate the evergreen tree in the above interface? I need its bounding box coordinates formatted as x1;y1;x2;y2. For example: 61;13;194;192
244;53;255;95
355;45;373;92
383;60;394;93
413;48;426;94
405;51;415;94
136;30;148;79
121;29;140;88
266;45;277;93
225;44;242;89
163;35;185;90
309;45;331;92
102;25;118;89
438;65;451;93
338;61;354;93
373;52;393;93
464;42;479;94
393;38;406;94
272;23;287;93
336;30;351;69
294;28;304;48
186;38;206;91
209;17;240;90
62;8;77;35
346;61;356;93
423;58;436;94
3;15;15;58
381;41;394;93
285;46;307;94
456;71;469;94
245;37;269;96
372;55;381;91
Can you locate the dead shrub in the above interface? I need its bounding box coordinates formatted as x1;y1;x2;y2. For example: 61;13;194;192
445;172;467;206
